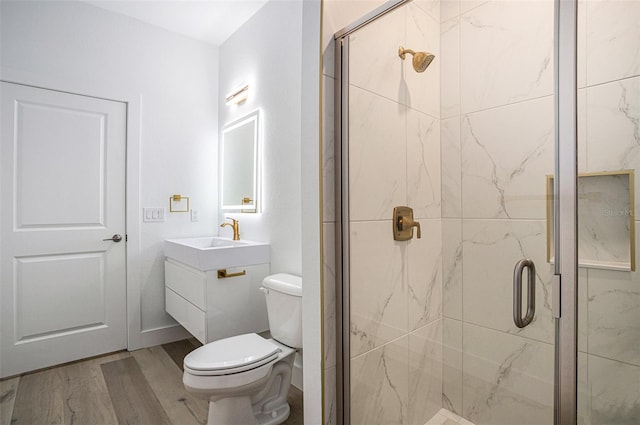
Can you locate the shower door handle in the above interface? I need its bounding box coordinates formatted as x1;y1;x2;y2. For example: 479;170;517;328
513;259;536;328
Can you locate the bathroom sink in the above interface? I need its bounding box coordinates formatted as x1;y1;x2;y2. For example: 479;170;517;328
164;237;270;270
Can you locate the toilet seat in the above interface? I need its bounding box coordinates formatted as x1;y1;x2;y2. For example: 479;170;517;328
184;333;281;376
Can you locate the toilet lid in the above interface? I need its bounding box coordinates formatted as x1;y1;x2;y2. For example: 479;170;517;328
184;333;280;373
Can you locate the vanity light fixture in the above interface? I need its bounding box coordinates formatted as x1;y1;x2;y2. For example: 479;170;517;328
225;84;249;105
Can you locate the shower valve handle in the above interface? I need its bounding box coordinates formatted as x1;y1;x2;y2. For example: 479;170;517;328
399;217;421;238
393;206;421;241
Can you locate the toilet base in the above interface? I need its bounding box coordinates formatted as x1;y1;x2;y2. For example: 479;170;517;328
207;396;290;425
184;337;296;425
254;402;290;425
208;397;257;425
202;358;294;425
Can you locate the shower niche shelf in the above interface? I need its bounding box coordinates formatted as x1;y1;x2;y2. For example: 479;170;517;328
547;170;636;271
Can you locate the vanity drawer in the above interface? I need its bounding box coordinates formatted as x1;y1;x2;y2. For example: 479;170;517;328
165;260;205;310
165;287;206;344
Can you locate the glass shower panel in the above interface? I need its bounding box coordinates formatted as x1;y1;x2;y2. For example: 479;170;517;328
343;1;556;424
576;1;640;424
345;7;442;425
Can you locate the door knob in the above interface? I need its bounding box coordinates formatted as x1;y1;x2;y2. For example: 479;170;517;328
393;206;421;241
103;234;123;242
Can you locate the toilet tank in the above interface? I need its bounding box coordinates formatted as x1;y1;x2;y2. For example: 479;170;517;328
261;273;302;349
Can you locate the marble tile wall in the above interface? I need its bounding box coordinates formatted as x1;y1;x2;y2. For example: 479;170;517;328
441;1;640;425
323;0;638;424
578;4;640;421
346;3;444;424
440;2;556;423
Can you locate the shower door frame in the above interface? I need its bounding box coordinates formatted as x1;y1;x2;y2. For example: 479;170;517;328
333;0;579;424
554;0;578;424
333;3;411;422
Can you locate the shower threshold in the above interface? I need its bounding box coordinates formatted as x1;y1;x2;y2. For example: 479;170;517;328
425;408;476;425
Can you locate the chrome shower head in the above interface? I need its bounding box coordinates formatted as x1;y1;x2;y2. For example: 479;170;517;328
398;46;435;73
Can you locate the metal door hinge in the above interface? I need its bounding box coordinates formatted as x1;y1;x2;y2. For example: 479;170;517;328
552;274;561;318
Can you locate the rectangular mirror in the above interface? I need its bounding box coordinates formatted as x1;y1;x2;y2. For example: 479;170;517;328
220;110;260;212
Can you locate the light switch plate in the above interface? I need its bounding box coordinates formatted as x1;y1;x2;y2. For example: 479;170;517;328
191;209;200;222
143;207;165;222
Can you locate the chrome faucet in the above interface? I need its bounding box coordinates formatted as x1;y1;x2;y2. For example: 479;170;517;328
220;217;240;240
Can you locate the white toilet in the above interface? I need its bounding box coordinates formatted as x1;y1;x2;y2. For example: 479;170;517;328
183;273;302;425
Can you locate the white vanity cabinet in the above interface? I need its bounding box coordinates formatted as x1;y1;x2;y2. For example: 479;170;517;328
165;258;270;344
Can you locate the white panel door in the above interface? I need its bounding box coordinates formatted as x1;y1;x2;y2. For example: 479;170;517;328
0;82;127;378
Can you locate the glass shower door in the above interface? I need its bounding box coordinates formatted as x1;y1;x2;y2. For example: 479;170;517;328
337;1;559;424
575;1;640;424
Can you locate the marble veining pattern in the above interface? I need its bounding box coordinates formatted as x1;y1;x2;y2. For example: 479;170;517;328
460;0;553;113
586;77;640;215
588;353;640;424
440;0;460;24
425;407;476;425
345;4;445;424
351;337;409;425
413;0;441;24
348;86;407;222
348;6;405;105
324;1;640;424
409;320;444;424
404;4;441;118
442;318;463;416
408;220;443;331
587;263;640;367
461;96;554;219
442;219;462;321
441;117;462;218
440;18;461;119
585;0;640;87
462;324;554;425
407;110;441;219
462;220;554;344
459;0;489;16
349;221;407;358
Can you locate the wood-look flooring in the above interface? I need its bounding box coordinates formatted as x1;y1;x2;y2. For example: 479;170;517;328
0;338;303;425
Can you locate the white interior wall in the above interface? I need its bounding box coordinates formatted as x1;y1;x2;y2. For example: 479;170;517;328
218;4;324;423
217;1;303;276
0;0;219;348
2;2;324;423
